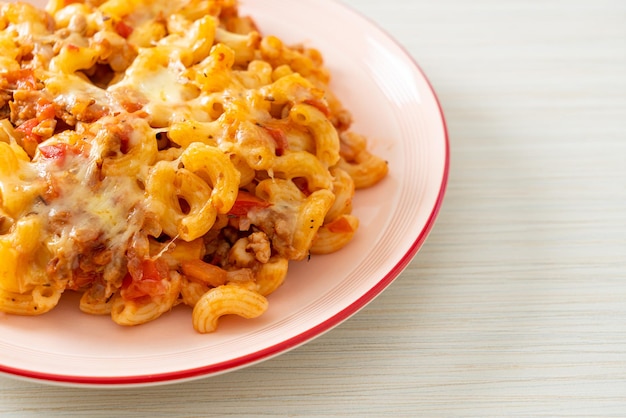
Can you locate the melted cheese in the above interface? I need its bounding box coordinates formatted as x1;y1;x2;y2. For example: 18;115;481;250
31;121;149;288
111;54;203;125
0;0;384;327
45;72;125;116
138;66;187;104
116;0;187;28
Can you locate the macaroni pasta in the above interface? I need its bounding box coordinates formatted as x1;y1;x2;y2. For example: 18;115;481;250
0;0;388;332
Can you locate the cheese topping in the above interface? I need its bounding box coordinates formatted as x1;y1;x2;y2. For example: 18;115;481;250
0;0;388;331
27;116;153;293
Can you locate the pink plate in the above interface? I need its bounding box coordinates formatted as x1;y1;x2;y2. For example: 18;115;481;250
0;0;449;387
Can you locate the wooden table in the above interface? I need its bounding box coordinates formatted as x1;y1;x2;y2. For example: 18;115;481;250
1;0;625;415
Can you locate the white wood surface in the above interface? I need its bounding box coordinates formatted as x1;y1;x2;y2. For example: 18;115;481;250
2;0;625;416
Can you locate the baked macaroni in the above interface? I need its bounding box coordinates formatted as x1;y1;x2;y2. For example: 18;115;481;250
0;0;388;332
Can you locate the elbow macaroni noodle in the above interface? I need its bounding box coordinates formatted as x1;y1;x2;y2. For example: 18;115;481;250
0;0;388;333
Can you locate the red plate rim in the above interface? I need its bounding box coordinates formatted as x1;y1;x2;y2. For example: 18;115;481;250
0;0;450;387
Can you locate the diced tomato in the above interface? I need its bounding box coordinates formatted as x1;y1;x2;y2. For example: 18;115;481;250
304;98;330;117
16;99;57;136
38;143;80;162
119;97;144;113
114;20;134;39
15;98;59;155
39;143;68;159
228;190;271;217
181;259;228;287
119;133;130;154
263;125;289;156
292;177;310;196
37;101;56;120
4;69;38;90
121;259;168;300
326;216;355;234
16;119;44;157
15;118;40;137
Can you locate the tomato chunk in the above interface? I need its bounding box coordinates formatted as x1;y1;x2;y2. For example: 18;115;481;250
263;125;289;156
15;98;58;156
228;191;271;217
37;101;56;120
15;118;40;137
114;20;134;39
326;216;355;233
39;143;71;159
303;98;330;117
292;177;310;196
38;143;82;165
5;69;39;90
121;259;168;300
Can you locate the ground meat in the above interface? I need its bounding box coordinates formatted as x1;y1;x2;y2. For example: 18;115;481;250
246;231;270;263
9;90;44;125
247;207;297;259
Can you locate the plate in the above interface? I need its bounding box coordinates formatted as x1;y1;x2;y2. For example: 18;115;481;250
0;0;449;387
